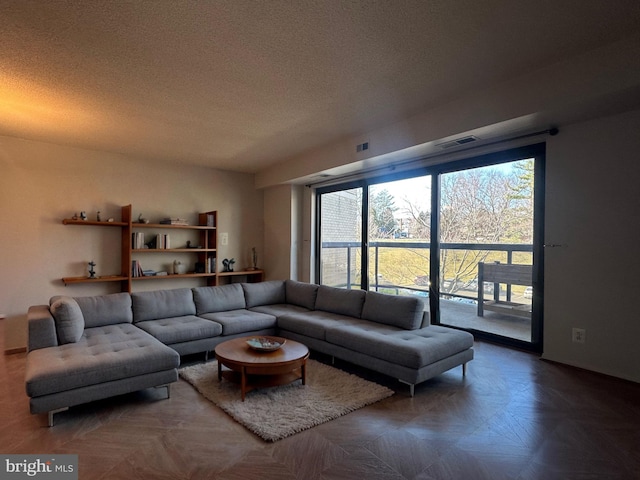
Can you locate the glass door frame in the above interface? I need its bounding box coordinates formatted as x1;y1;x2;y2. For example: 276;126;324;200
315;180;370;290
431;144;545;352
315;143;545;352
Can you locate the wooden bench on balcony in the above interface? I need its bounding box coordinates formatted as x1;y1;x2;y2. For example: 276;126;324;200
477;262;532;319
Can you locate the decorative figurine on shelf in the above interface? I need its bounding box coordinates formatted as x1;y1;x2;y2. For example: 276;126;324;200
248;247;258;270
96;211;101;222
80;211;87;221
222;258;235;272
88;261;96;279
137;214;149;224
72;213;79;220
173;260;186;275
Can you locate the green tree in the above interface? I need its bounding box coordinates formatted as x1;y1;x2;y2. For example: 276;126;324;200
369;189;397;239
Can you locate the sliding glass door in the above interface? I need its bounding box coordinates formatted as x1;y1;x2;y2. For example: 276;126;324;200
437;158;540;345
316;144;544;351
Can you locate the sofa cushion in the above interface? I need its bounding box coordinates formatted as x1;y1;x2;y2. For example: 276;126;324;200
50;296;84;344
192;284;245;314
132;288;195;322
71;292;132;328
285;280;319;310
199;310;276;335
361;291;425;330
135;316;222;345
314;285;366;318
250;304;311;317
25;323;179;398
325;322;474;369
277;310;356;340
242;281;286;308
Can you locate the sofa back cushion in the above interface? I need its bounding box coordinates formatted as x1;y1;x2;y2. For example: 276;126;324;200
315;285;366;318
132;288;195;322
192;284;246;314
361;291;425;330
242;281;286;308
50;296;85;344
71;292;132;328
285;280;318;310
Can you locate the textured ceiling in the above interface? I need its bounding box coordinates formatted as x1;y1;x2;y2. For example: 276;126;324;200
2;0;640;173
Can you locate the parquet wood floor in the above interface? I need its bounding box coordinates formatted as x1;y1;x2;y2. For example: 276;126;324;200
2;332;639;479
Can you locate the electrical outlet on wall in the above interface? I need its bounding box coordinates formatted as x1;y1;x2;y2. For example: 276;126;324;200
220;232;228;246
572;327;586;344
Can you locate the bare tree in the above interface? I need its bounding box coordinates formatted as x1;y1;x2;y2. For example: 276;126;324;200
396;163;533;295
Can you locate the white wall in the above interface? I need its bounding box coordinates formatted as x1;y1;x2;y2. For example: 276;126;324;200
263;185;293;280
0;135;263;352
543;108;640;382
262;184;308;281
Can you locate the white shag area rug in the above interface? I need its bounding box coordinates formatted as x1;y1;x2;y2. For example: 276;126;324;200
179;359;394;442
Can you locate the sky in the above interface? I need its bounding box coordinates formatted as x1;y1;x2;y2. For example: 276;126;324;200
369;160;525;218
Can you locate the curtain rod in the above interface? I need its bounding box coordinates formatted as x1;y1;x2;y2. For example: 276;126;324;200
305;127;558;188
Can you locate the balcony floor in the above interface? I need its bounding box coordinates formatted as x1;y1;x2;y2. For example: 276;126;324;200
439;298;532;342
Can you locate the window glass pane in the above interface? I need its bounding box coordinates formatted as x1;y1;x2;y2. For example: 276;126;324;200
319;188;362;288
439;159;535;342
368;177;431;298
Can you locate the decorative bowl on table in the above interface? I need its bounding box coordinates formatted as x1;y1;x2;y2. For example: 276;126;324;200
246;336;286;352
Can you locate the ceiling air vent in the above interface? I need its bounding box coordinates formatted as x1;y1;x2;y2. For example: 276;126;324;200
437;135;479;150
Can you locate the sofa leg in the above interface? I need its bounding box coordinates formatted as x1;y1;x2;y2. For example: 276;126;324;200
399;380;415;397
48;407;68;427
154;384;171;399
462;362;467;376
205;351;209;362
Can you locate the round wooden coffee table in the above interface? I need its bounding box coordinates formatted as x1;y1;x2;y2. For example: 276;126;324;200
214;336;309;401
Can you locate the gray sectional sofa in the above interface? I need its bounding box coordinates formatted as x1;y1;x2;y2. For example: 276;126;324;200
26;280;474;425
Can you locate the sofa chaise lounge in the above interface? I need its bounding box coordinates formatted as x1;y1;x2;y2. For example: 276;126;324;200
26;280;474;425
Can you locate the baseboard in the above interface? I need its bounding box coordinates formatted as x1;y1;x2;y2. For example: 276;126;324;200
4;347;27;355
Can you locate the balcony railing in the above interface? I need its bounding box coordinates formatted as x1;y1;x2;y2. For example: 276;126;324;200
321;241;533;302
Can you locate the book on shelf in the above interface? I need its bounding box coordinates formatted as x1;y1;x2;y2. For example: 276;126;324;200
207;256;216;273
160;218;189;226
132;260;144;277
153;233;171;250
145;233;171;249
132;232;146;249
206;214;215;227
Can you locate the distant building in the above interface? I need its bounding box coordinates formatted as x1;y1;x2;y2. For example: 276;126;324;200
320;190;360;287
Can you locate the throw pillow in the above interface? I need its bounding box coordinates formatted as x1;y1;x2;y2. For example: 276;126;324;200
50;296;85;344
